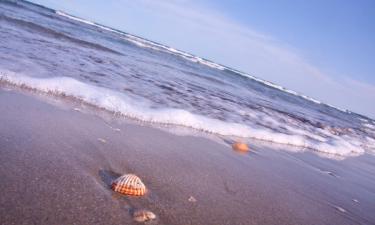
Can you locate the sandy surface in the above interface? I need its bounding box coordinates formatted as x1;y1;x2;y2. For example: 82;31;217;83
0;89;375;225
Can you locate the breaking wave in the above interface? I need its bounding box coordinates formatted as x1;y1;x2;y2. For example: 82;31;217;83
1;72;373;157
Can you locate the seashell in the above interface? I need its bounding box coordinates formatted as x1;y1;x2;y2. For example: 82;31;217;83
111;174;146;196
232;142;249;152
133;210;156;223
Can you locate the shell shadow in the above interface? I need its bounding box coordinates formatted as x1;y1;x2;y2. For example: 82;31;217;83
98;169;121;188
223;139;234;146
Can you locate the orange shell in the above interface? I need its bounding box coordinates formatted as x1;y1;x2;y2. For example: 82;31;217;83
111;174;147;196
232;142;249;152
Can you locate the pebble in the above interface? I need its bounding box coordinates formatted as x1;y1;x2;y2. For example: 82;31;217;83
335;206;346;213
133;210;156;223
188;196;197;202
98;138;107;143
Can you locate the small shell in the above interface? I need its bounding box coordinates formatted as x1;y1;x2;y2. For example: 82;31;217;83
111;174;146;196
133;210;156;223
232;142;249;152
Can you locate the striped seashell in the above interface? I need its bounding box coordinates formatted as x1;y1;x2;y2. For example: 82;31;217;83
111;174;147;196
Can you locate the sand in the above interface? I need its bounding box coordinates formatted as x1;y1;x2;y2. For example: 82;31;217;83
0;88;375;225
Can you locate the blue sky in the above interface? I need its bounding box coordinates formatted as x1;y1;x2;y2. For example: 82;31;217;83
30;0;375;118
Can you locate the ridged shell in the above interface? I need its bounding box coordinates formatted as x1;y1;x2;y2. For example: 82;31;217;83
133;210;156;222
111;174;146;196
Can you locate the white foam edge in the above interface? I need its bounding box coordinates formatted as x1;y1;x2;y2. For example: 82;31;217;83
0;72;365;157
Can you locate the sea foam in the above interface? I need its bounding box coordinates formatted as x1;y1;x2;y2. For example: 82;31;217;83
1;72;371;157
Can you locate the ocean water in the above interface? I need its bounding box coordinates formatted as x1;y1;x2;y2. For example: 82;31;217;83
1;0;374;158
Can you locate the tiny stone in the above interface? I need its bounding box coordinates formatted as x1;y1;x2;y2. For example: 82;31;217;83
188;196;197;202
335;206;346;213
98;138;106;143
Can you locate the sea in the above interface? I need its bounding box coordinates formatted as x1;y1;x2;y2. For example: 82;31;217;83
1;0;374;158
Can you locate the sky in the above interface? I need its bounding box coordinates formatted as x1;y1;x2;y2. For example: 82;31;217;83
30;0;375;118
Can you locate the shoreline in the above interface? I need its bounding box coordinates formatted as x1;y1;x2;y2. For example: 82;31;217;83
0;75;367;159
1;88;375;224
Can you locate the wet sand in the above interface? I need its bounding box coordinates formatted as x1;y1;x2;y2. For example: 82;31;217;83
0;89;375;225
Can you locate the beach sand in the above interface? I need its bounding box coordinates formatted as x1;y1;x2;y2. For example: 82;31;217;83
0;88;374;225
